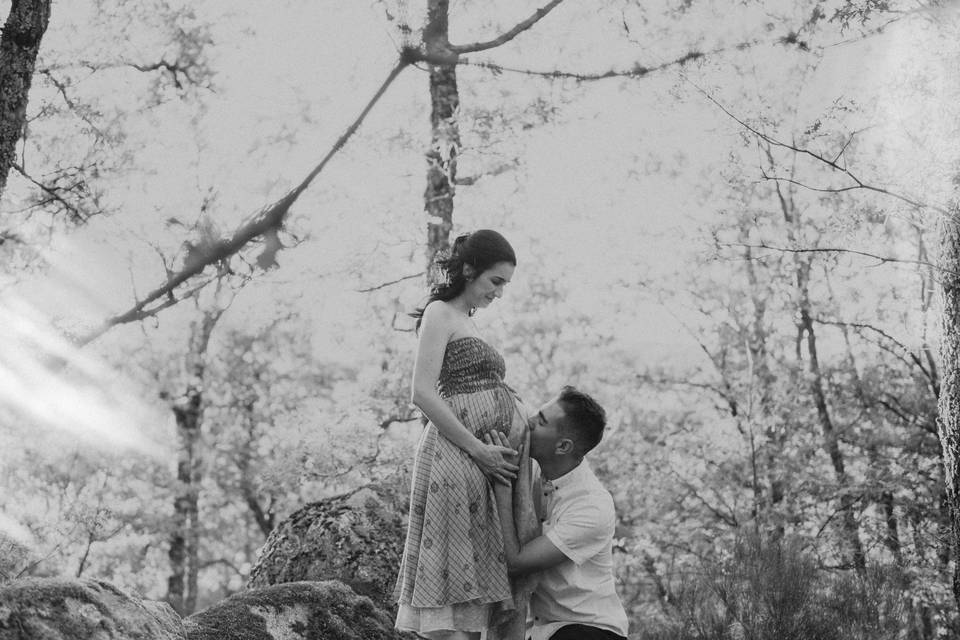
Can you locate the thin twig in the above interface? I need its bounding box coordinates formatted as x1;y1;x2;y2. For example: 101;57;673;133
356;272;424;293
12;163;89;223
695;87;949;216
725;241;959;277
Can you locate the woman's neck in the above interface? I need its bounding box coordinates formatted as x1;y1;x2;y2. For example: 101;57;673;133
448;296;474;316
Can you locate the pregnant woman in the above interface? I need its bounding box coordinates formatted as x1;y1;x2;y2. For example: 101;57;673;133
394;229;539;640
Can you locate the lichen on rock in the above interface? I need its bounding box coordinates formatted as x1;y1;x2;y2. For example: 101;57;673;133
184;580;403;640
247;483;406;612
0;577;184;640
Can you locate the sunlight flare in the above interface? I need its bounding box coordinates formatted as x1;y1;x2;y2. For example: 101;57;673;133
0;297;165;457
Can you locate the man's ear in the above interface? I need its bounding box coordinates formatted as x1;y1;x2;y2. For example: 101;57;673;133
555;438;576;456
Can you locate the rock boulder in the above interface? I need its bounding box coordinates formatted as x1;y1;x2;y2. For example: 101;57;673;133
248;484;406;611
184;580;402;640
0;577;184;640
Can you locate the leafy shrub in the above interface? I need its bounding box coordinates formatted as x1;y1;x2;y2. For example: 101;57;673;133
634;534;916;640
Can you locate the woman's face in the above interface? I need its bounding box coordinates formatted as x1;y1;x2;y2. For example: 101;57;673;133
464;261;515;309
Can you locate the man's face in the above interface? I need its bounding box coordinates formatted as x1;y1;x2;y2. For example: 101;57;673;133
528;398;567;462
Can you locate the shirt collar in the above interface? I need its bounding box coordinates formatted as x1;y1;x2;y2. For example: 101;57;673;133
545;460;590;494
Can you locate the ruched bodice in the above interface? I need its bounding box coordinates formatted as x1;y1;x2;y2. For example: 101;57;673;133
438;336;506;397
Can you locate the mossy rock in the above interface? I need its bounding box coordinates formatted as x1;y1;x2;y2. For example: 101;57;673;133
248;484;406;611
0;577;184;640
184;580;403;640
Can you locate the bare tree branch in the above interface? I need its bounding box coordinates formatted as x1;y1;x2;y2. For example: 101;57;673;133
356;272;424;293
455;160;518;185
637;372;740;418
461;49;707;81
725;241;959;278
12;162;92;223
128;59;196;89
87;276;218;335
674;473;739;529
814;317;927;373
37;69;107;138
450;0;566;54
456;13;875;82
77;59;411;346
198;557;242;573
0;230;23;245
379;413;420;430
305;429;392;480
695;87;949;216
815;491;867;540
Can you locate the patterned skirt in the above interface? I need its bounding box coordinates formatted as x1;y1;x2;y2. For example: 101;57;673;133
394;385;539;640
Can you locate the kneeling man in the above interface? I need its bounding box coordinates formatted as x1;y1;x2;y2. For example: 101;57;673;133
486;385;628;640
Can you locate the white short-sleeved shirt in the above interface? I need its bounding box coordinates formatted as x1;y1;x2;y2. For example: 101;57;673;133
528;461;629;640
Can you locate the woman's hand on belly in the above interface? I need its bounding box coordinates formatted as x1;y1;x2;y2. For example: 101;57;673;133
471;437;520;486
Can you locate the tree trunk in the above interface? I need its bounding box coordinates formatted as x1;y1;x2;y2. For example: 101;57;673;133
918;229;953;580
240;398;274;538
422;0;459;280
794;252;866;572
167;308;222;615
834;309;905;570
743;233;785;539
0;0;51;197
936;209;960;608
774;175;865;572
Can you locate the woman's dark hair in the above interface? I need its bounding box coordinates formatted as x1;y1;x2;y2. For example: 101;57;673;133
411;229;516;331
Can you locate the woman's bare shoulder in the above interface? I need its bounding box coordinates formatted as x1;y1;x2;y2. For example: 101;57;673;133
422;299;456;322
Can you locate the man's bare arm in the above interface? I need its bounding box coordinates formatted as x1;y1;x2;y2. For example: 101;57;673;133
487;432;569;577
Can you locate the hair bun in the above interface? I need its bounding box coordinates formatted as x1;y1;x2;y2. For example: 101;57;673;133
451;233;469;255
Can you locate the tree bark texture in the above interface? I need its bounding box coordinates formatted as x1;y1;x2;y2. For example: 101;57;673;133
936;210;960;608
0;0;51;198
918;231;953;578
423;0;459;280
167;308;221;616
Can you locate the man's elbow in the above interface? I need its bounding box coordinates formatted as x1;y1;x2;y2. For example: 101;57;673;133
504;554;528;577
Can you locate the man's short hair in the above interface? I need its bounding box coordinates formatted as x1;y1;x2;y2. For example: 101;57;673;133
557;385;607;456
